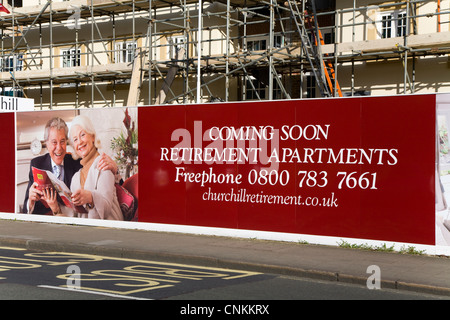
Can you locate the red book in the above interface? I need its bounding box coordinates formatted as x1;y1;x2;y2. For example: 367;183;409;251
32;167;87;214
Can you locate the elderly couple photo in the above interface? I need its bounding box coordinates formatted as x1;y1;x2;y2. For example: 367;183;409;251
17;108;138;222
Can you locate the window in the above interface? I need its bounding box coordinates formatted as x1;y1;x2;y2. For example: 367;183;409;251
167;36;186;60
306;75;316;98
397;13;407;37
1;54;23;72
381;15;392;38
246;35;285;52
274;35;285;48
1;87;24;97
62;49;81;68
307;30;334;45
323;32;335;45
247;39;266;51
8;0;22;7
115;41;137;63
245;76;266;100
272;77;283;100
378;11;407;39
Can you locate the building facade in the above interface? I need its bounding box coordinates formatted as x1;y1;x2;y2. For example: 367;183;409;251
0;0;449;109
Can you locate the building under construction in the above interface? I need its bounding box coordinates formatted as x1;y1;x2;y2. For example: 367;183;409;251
0;0;449;109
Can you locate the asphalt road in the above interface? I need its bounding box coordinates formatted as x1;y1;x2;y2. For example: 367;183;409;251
0;246;448;305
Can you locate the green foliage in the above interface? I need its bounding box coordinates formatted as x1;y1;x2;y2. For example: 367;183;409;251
111;108;138;179
337;240;425;255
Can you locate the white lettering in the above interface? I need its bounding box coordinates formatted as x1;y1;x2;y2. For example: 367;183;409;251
281;124;330;141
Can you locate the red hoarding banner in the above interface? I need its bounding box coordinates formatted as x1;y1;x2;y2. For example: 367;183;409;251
0;112;16;213
138;95;436;245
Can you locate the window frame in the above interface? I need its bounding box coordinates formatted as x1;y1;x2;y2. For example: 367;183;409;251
245;76;266;100
61;48;81;68
0;54;23;72
245;34;285;52
377;10;407;39
167;35;186;60
115;41;137;63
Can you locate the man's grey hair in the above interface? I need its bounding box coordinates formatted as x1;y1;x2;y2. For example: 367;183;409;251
44;117;69;142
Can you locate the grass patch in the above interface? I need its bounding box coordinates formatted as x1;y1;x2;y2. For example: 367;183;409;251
337;240;425;255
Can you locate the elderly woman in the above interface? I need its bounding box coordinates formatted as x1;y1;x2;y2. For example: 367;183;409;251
68;115;123;220
43;115;123;220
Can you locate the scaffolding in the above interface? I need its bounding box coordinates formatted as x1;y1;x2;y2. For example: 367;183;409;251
0;0;449;109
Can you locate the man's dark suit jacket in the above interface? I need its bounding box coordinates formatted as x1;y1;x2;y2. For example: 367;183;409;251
22;153;82;214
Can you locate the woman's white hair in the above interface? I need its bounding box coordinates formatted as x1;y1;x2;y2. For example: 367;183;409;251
69;115;102;158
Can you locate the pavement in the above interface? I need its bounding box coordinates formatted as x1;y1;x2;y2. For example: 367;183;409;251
0;217;449;297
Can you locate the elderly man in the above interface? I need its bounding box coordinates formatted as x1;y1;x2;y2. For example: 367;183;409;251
22;117;118;215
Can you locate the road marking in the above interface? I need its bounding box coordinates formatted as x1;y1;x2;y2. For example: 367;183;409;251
0;247;27;251
87;240;122;246
37;285;152;300
1;247;261;278
0;249;263;298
